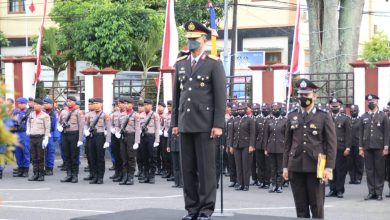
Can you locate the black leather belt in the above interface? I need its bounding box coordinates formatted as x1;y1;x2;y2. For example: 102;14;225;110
30;134;44;138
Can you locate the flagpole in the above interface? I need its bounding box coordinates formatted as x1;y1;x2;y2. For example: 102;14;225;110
25;15;28;55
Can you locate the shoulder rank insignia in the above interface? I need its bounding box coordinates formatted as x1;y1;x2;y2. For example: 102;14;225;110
176;55;188;62
207;54;220;61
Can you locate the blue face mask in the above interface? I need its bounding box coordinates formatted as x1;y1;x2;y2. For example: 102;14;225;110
187;39;201;52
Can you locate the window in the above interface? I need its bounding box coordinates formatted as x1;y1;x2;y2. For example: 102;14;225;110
9;0;25;13
265;52;282;65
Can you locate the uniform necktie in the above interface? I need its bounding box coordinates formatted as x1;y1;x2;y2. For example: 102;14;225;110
191;59;197;72
303;111;308;124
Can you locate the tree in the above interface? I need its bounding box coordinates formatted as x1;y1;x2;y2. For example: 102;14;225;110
361;32;390;63
0;31;9;46
306;0;364;73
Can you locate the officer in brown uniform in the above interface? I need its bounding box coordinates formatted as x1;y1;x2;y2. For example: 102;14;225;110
283;79;337;219
139;99;160;184
228;102;255;191
348;105;364;185
263;102;287;193
136;101;145;178
58;96;85;183
171;21;226;220
83;98;95;181
385;102;390;197
250;103;260;186
226;103;237;187
84;98;111;184
256;103;272;189
360;94;389;201
115;96;141;185
26;99;51;181
109;98;123;181
326;98;352;198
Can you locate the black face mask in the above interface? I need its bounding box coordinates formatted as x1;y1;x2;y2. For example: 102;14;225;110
299;97;313;108
187;39;201;52
368;102;376;110
351;112;359;118
262;110;270;117
232;111;238;117
272;110;281;118
281;110;286;117
253;110;259;116
331;108;340;114
238;111;246;117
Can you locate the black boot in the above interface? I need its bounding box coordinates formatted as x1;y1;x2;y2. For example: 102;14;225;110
83;173;94;181
71;174;78;183
148;174;155;184
13;167;23;177
89;176;98;184
110;171;119;179
45;167;53;176
113;172;123;182
28;172;39;181
126;173;134;185
22;167;29;177
37;173;45;181
0;170;2;179
96;178;103;184
61;172;72;183
13;167;19;174
119;173;128;185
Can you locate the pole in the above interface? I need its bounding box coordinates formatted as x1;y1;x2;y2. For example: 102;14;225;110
220;138;224;214
156;72;162;110
223;0;229;73
25;16;28;55
229;0;238;98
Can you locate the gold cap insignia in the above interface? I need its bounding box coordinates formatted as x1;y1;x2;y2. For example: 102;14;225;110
188;22;195;31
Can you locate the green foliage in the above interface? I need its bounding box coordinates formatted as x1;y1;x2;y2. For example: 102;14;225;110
175;0;226;27
362;32;390;62
0;31;9;46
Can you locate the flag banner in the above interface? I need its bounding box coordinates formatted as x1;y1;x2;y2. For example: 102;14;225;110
26;0;35;15
208;0;218;56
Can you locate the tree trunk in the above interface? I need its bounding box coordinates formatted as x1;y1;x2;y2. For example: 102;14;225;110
307;0;323;74
140;68;148;100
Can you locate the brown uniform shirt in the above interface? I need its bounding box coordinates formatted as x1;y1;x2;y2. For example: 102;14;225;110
140;111;160;143
118;110;141;144
60;108;85;142
27;111;51;137
85;110;111;143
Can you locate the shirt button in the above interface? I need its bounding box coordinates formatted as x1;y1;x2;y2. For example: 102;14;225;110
303;150;306;153
206;107;209;110
304;125;307;128
187;98;191;101
187;109;190;112
303;142;307;145
304;134;307;136
189;78;193;81
189;87;192;91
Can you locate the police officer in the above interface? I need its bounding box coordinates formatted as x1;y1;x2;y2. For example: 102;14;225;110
43;98;58;176
110;98;124;182
172;21;226;220
139;99;160;184
255;103;272;189
166;101;182;187
348;104;364;185
158;102;171;178
115;96;140;185
263;102;287;193
136;101;145;179
58;96;84;183
385;102;390;198
26;99;51;181
226;103;237;187
83;98;96;181
84;98;110;184
326;98;352;198
283;79;337;219
12;97;31;177
360;94;389;201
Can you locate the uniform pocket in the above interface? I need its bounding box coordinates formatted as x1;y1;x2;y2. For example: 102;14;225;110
198;103;214;111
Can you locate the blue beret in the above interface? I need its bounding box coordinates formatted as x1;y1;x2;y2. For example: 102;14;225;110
76;100;81;105
43;98;53;104
17;97;28;104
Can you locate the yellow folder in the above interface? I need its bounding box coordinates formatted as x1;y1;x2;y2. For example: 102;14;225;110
317;153;333;180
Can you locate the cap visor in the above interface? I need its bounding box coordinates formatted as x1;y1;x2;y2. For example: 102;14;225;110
297;90;313;94
185;32;205;38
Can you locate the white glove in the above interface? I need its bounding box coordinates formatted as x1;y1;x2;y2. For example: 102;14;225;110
153;142;159;148
159;130;163;136
163;130;169;137
77;141;83;147
57;125;63;132
103;142;110;149
133;143;139;150
115;132;121;139
84;129;90;137
42;137;49;149
26;129;30;136
104;130;107;136
111;127;116;134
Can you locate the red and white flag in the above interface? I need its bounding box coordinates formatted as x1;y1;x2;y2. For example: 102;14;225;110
34;0;48;83
157;0;179;104
26;0;35;15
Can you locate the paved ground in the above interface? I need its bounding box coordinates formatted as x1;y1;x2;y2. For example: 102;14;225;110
0;157;390;220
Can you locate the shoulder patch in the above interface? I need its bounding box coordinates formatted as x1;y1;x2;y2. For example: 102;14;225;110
207;54;220;61
176;55;188;62
317;108;327;113
289;108;298;113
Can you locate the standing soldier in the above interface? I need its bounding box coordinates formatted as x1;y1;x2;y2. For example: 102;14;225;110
166;101;182;187
12;97;31;178
58;96;84;183
226;104;237;187
360;94;389;201
348;105;364;185
263;102;287;193
255;103;272;189
116;97;140;185
139;99;160;184
26;99;51;181
84;98;110;184
171;21;226;220
43;98;58;176
83;98;96;181
250;103;260;186
109;99;124;182
283;79;337;219
158;102;171;179
326;98;352;198
136;101;145;179
164;101;174;182
228;103;255;191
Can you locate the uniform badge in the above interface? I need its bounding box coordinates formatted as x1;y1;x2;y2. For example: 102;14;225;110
200;82;205;87
310;123;316;129
312;130;318;135
306;100;311;105
188;22;195;31
300;80;307;88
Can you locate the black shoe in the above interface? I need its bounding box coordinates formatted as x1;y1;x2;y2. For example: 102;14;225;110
167;176;175;181
119;173;129;185
269;186;276;193
235;185;243;191
89;177;98;184
156;169;162;176
13;167;23;177
364;194;377;200
283;182;289;188
349;180;355;184
135;170;141;177
257;182;264;188
125;175;134;185
60;167;67;171
13;167;19;173
172;184;180;188
57;164;64;168
242;186;249;191
84;166;90;172
197;213;211;220
161;172;169;178
71;175;78;183
337;192;344;198
83;174;94;181
0;170;2;179
228;182;236;187
149;177;155;184
28;172;39;181
110;171;119;179
275;187;283;193
182;213;198;220
385;193;390;198
61;173;72;183
377;195;383;201
326;190;337;197
355;180;361;184
45;169;53;176
96;178;103;184
139;178;149;183
21;168;29;177
37;173;45;181
113;174;123;182
109;166;115;171
261;184;270;189
250;180;258;186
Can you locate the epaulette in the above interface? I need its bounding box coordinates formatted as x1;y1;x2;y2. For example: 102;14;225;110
207;54;220;61
289;108;298;113
176;55;188;62
317;108;327;113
